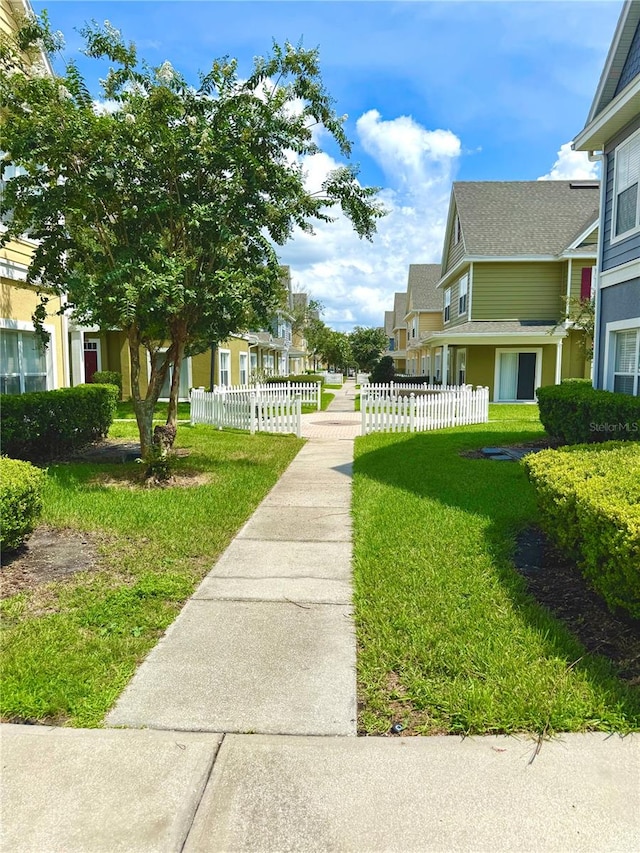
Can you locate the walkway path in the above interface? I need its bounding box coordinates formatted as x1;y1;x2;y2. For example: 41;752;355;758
106;381;359;735
2;380;638;852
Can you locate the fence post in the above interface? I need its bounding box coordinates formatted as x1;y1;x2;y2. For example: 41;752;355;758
317;381;321;411
250;392;256;435
409;393;415;432
295;394;302;438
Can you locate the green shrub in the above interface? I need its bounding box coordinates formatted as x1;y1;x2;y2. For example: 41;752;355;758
0;384;118;461
92;370;122;397
0;457;46;551
369;356;395;384
524;442;640;618
537;382;640;444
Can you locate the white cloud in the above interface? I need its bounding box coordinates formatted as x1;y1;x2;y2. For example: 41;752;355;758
538;141;600;181
281;111;462;330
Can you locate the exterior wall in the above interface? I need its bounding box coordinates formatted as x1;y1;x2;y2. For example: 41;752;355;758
569;259;596;301
561;329;590;380
615;18;640;94
602;115;640;272
0;0;21;38
471;262;565;321
444;232;465;273
190;337;252;388
595;277;640;387
464;343;558;401
419;312;443;335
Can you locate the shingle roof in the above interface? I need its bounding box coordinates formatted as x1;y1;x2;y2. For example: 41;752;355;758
384;311;395;336
406;264;442;311
427;320;561;336
393;292;406;329
452;181;600;257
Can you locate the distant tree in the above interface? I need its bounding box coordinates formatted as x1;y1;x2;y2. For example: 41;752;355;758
0;16;384;465
322;330;353;372
305;316;331;371
291;293;323;337
349;326;388;372
370;355;395;384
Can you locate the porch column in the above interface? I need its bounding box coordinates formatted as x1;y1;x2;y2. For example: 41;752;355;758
70;329;85;386
555;339;563;385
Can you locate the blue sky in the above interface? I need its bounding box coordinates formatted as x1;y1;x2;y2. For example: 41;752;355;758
33;1;622;329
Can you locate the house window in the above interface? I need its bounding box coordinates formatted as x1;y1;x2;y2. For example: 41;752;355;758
458;274;468;315
434;352;442;381
388;337;395;351
457;349;467;385
613;131;640;239
250;351;257;374
219;349;230;387
0;329;47;394
453;215;461;245
444;288;451;322
239;352;248;386
412;317;418;338
613;329;640;396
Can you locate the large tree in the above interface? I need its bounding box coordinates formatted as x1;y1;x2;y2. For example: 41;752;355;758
349;325;388;372
0;16;383;460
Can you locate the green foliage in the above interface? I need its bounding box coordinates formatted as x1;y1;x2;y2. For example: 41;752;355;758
349;326;388;372
92;371;122;396
369;355;395;384
524;443;640;618
0;15;383;454
0;385;118;461
0;458;46;552
321;330;354;371
537;382;640;444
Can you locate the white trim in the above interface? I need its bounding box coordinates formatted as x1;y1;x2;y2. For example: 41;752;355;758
564;220;600;252
0;258;29;282
493;347;543;403
575;77;640;152
555;339;563;385
585;0;636;126
602;317;640;392
610;125;640;245
566;257;573;306
468;262;474;320
0;319;57;391
600;258;640;288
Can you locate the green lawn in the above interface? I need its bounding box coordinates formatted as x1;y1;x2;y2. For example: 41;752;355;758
0;423;303;727
353;404;640;735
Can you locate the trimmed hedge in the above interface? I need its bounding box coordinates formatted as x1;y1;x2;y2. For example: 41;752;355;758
537;382;640;444
393;375;439;385
524;442;640;618
92;370;122;397
0;457;46;551
0;384;118;461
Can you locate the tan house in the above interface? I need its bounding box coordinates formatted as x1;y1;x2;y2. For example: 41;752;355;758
421;181;599;400
404;264;443;377
387;292;407;373
0;0;67;396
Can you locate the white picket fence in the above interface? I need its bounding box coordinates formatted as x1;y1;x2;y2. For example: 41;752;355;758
363;381;467;399
190;388;302;437
323;372;343;385
205;381;320;410
361;386;489;435
356;373;370;385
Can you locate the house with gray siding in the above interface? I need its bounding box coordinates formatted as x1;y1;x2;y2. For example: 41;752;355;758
574;0;640;396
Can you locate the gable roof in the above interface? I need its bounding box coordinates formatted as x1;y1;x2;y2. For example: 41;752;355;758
574;1;640;150
384;310;394;336
450;181;600;259
392;292;406;330
406;264;442;312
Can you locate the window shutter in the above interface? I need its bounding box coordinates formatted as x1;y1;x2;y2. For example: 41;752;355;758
580;267;593;300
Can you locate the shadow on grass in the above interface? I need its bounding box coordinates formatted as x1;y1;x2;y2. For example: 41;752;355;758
353;424;640;728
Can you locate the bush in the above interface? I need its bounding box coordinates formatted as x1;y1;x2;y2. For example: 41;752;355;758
92;370;122;396
369;356;395;384
0;384;118;461
0;457;46;552
537;382;640;444
524;442;640;618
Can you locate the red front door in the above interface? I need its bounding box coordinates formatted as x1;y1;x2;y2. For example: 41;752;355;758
84;344;98;383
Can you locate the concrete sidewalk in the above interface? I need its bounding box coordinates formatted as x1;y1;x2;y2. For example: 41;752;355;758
2;725;637;852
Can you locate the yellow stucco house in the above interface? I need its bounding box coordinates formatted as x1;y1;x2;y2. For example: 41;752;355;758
1;0;68;395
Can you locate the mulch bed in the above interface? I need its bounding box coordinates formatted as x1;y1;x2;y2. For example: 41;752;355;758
513;526;640;686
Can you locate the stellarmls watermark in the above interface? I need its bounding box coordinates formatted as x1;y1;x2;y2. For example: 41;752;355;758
589;421;639;434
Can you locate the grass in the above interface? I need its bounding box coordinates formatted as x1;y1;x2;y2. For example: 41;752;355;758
353;404;640;735
115;400;191;420
324;383;343;389
0;422;303;727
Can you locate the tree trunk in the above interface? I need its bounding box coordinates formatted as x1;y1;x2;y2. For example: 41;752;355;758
128;329;172;461
166;336;186;432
